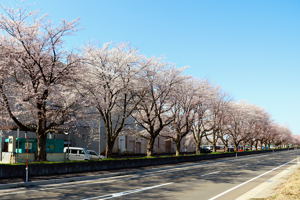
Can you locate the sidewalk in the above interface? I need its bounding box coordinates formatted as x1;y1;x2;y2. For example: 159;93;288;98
236;160;300;200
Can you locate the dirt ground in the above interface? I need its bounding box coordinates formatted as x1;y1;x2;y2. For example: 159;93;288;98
265;167;300;200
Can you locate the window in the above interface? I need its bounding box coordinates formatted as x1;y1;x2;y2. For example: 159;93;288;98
79;150;85;154
88;151;97;155
71;149;78;154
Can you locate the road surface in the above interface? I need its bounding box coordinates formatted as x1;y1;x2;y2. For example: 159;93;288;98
0;150;299;200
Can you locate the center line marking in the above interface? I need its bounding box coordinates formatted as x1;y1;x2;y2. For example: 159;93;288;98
81;182;173;200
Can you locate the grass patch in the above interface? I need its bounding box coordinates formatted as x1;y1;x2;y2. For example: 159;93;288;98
264;167;300;200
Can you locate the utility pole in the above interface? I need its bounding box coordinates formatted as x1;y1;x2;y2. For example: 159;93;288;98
25;135;29;183
64;132;70;160
99;120;101;155
17;128;20;153
0;130;3;161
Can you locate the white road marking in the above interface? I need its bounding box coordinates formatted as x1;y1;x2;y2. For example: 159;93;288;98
38;175;133;189
0;190;27;196
0;179;119;196
207;158;297;200
81;182;174;200
201;171;220;177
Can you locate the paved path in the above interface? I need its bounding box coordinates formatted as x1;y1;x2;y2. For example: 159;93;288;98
0;150;299;200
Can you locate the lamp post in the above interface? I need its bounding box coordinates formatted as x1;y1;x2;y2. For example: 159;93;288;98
64;132;70;160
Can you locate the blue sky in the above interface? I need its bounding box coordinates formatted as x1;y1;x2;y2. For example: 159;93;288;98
2;0;300;134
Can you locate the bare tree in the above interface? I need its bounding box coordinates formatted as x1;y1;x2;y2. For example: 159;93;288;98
0;8;80;161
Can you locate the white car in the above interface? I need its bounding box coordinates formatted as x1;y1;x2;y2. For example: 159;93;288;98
86;150;105;160
64;147;92;161
64;147;105;161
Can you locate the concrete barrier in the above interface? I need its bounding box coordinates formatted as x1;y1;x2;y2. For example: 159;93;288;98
0;149;291;179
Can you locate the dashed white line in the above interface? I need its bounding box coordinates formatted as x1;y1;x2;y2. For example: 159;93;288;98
81;182;174;200
201;171;221;177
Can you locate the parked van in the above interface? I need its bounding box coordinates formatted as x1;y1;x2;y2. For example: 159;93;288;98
64;147;100;161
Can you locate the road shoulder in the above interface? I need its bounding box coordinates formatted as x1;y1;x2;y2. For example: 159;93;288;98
236;159;300;200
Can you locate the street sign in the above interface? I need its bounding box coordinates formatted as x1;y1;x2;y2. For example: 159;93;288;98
25;142;32;150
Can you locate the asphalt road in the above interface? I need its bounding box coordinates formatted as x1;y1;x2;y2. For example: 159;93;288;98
0;150;299;200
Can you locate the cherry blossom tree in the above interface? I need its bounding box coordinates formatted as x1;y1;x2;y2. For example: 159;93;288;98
78;43;146;157
291;135;300;147
239;105;270;150
0;8;80;161
225;102;255;151
271;124;293;148
162;79;197;156
191;81;221;154
216;102;233;152
205;92;231;152
131;61;185;156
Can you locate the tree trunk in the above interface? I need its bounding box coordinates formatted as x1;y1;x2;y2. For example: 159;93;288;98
147;137;155;157
212;143;216;152
255;141;258;150
258;140;261;150
221;138;228;152
105;136;115;158
36;132;47;161
105;143;113;158
224;145;228;152
36;96;48;161
175;141;181;156
250;141;254;151
195;140;201;154
212;133;217;152
234;142;239;152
